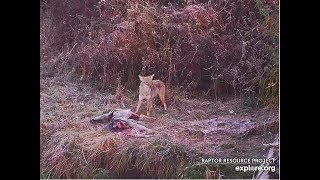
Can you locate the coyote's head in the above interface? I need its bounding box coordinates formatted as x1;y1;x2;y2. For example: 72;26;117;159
138;74;154;86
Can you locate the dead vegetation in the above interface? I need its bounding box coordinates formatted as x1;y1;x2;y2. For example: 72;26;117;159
40;0;279;107
40;0;279;178
40;79;278;178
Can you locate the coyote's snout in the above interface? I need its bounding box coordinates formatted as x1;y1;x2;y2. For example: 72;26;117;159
135;74;167;116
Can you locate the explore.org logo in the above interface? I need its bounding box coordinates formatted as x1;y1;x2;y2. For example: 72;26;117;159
200;157;277;173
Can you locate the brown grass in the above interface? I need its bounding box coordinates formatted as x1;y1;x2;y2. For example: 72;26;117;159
40;0;279;106
40;115;192;178
40;77;278;178
40;0;279;178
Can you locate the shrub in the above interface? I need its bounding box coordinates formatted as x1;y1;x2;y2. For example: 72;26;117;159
40;0;279;106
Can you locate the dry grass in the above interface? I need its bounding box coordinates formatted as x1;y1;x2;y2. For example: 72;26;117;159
40;76;278;179
40;0;279;107
40;0;279;178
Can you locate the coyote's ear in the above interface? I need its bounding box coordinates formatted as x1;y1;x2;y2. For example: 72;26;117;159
138;75;143;81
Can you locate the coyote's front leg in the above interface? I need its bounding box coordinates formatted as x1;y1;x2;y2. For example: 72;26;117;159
135;98;143;114
146;98;153;116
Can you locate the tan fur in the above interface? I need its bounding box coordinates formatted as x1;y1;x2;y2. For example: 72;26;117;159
135;74;167;116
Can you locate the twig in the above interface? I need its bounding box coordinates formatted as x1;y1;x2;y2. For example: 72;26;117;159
81;148;88;164
66;43;77;58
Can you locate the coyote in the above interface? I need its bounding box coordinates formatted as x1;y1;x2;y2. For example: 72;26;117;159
135;74;167;116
